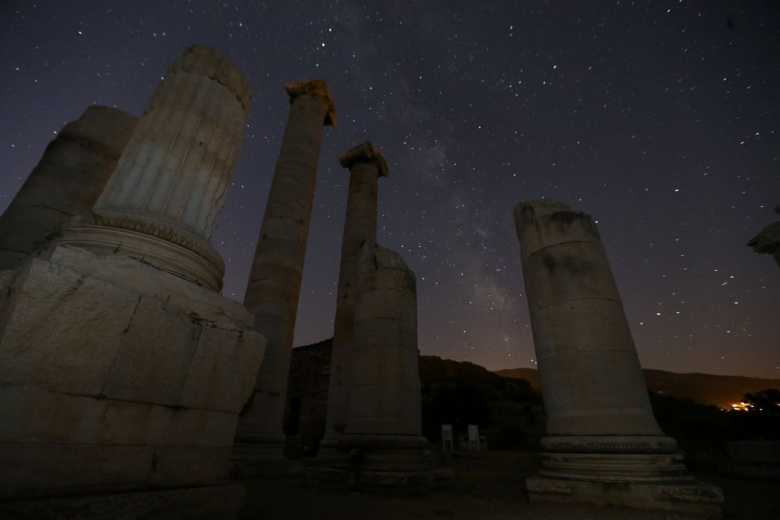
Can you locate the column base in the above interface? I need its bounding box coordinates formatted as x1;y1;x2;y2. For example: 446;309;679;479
307;434;453;494
529;439;723;517
231;436;304;478
0;484;245;520
313;436;345;462
527;474;723;517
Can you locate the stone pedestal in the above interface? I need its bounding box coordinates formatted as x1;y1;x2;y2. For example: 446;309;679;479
0;46;263;519
0;106;137;270
514;199;722;516
0;246;265;516
233;79;335;472
321;142;388;455
309;242;451;493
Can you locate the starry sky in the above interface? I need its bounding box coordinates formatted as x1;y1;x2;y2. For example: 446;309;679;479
1;1;778;379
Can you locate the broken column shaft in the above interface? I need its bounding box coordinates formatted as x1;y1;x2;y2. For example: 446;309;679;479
234;79;335;466
344;241;426;441
55;45;251;291
0;106;137;271
322;141;388;447
514;199;722;515
308;241;449;492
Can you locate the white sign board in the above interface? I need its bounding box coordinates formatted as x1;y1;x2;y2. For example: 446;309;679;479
467;424;481;453
441;424;453;453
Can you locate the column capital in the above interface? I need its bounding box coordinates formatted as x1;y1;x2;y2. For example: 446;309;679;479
284;79;337;126
338;141;388;177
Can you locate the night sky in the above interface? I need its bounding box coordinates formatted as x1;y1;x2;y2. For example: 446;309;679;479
2;1;778;379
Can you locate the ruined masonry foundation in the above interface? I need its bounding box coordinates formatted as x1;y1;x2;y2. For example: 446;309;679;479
0;45;264;519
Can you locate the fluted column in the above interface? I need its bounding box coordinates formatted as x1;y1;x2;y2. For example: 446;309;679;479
322;142;388;447
0;106;137;270
56;45;251;291
233;79;336;462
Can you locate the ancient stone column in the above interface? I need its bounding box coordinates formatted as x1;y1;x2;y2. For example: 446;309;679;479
233;79;336;468
55;45;251;291
0;106;137;271
322;142;388;448
344;241;426;441
514;199;722;515
308;242;448;491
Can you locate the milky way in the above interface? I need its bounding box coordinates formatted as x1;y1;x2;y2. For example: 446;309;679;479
1;1;778;377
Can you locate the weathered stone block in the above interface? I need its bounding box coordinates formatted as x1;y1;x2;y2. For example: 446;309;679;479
179;326;266;414
0;443;154;500
0;258;137;396
104;296;201;406
0;386;238;448
162;408;239;447
43;244;255;328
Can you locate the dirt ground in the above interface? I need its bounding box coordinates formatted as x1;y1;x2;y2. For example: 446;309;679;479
237;451;779;520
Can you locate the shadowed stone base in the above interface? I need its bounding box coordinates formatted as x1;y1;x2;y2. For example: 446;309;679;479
231;440;304;478
307;440;454;495
526;436;723;515
527;475;723;517
0;484;245;520
308;466;454;496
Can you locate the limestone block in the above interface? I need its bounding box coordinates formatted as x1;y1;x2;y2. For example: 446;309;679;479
42;244;255;328
179;325;266;414
149;446;232;487
0;443;154;500
0;257;137;396
103;296;201;406
161;408;239;447
0;386;125;445
0;386;238;448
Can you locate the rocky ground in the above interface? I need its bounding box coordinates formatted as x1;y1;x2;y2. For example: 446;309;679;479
237;451;778;520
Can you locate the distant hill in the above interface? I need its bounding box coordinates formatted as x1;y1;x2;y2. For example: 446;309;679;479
495;367;780;410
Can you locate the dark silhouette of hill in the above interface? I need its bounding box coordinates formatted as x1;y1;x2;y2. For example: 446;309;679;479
419;356;544;449
495;367;780;410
